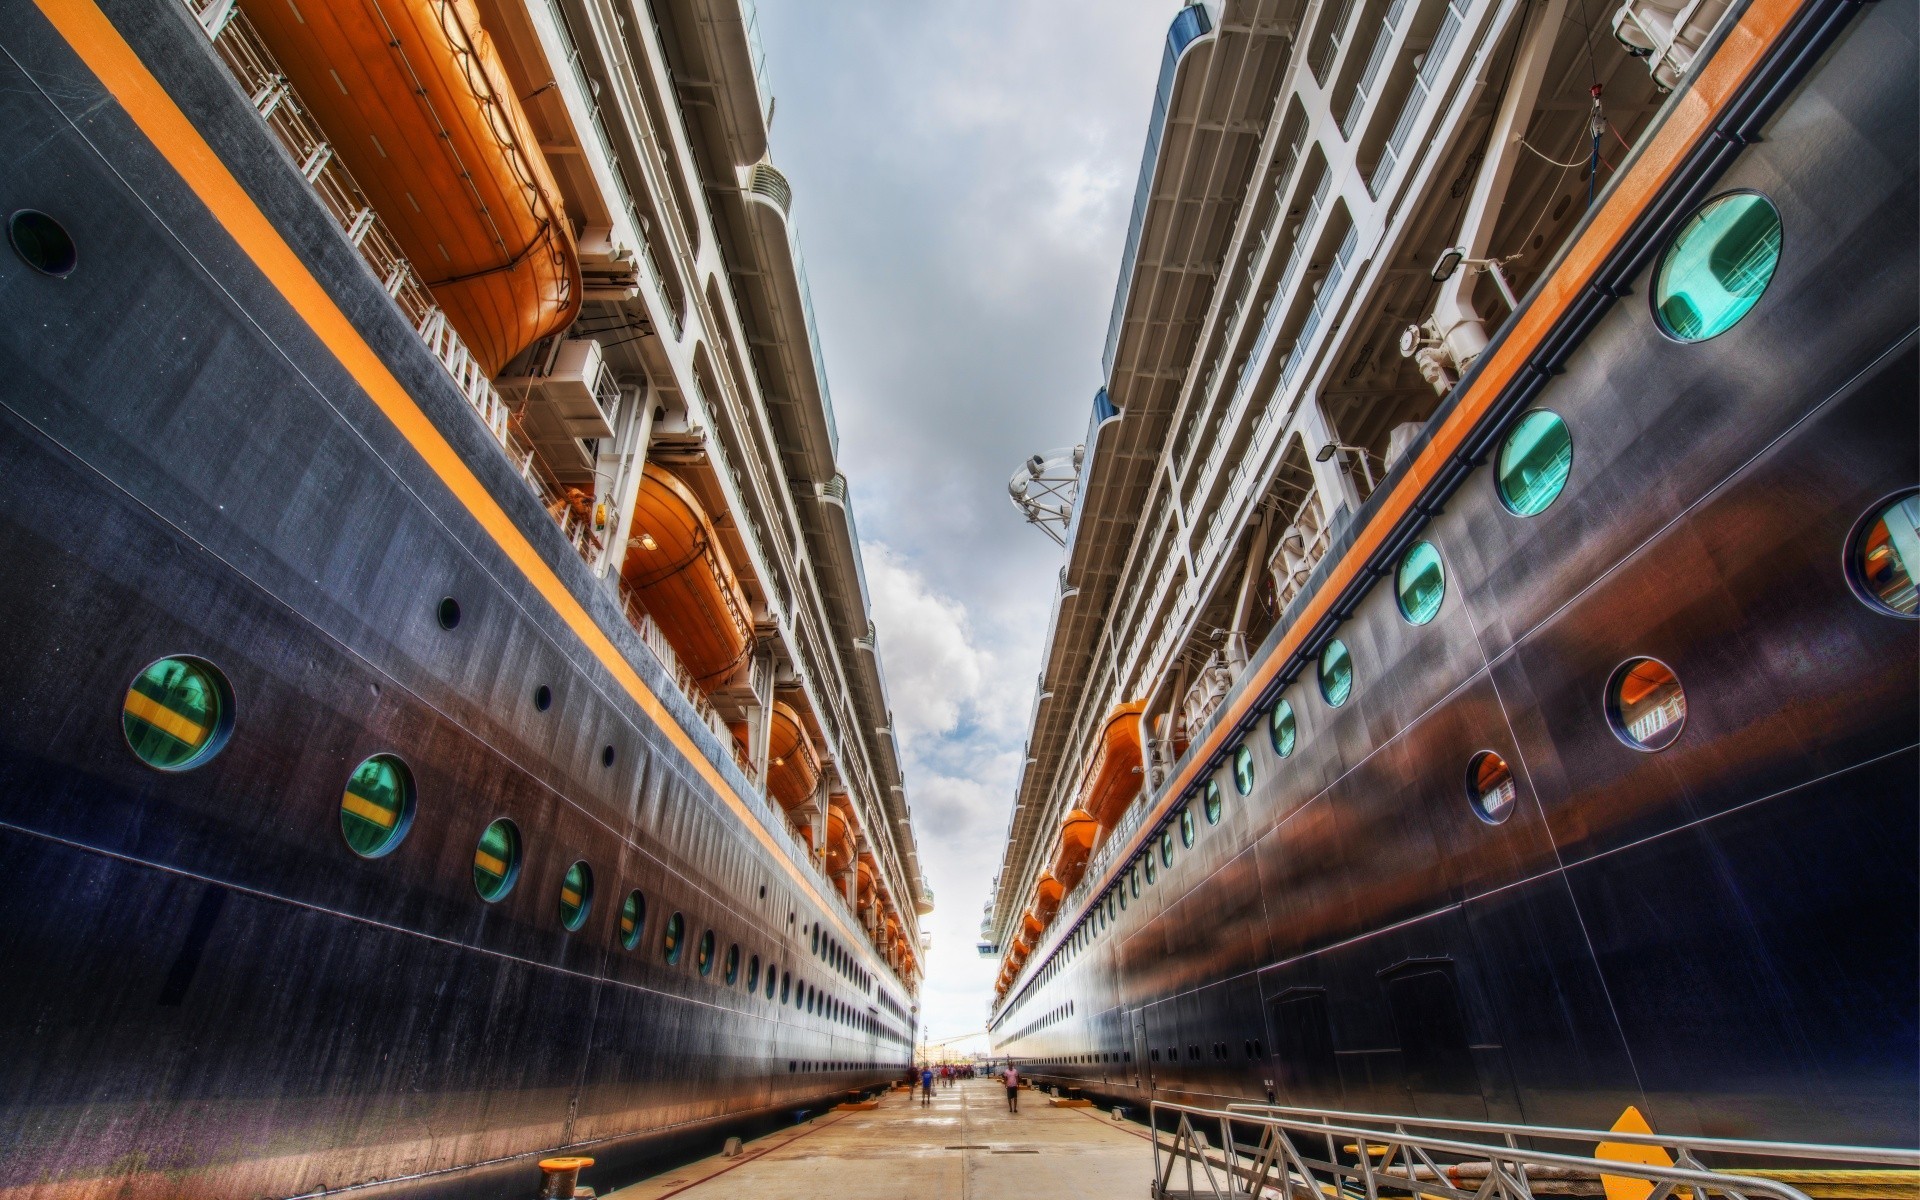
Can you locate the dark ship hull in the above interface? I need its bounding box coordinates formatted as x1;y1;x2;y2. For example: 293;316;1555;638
0;2;912;1197
993;0;1917;1149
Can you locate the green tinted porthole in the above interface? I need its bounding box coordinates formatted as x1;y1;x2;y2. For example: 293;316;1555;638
1849;492;1920;617
1653;193;1781;342
619;890;646;950
664;911;686;964
1143;853;1156;885
724;943;741;985
1318;639;1353;707
558;860;593;931
340;754;414;858
767;965;779;1000
1204;779;1224;826
1396;541;1445;625
1160;830;1174;867
1497;410;1573;517
1179;805;1196;848
1269;699;1296;757
697;929;716;975
472;818;521;902
1129;863;1140;899
747;953;761;991
1231;745;1253;797
122;656;232;771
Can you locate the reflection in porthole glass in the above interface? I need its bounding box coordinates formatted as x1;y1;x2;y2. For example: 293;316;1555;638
123;656;232;771
472;819;520;902
1231;746;1253;797
619;891;645;950
1497;410;1573;517
1607;658;1687;751
1397;541;1445;625
1654;193;1781;342
1851;493;1920;616
558;860;594;931
1179;805;1196;847
1319;639;1353;707
1466;751;1518;824
340;754;414;858
1160;830;1175;867
1269;699;1296;757
664;912;686;964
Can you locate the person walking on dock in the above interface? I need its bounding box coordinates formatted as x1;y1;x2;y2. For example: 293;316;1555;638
920;1065;934;1107
1004;1064;1019;1113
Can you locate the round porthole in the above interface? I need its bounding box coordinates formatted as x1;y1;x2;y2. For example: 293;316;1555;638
1204;779;1224;827
601;745;616;768
8;210;77;277
1129;863;1140;899
747;954;761;991
767;966;779;1000
1396;541;1445;625
122;656;233;771
1497;410;1573;517
724;943;741;985
1231;745;1253;797
697;930;716;975
1653;192;1781;342
558;861;594;931
1179;805;1196;848
534;685;553;711
1607;658;1686;751
812;927;821;955
1143;853;1156;885
1848;491;1920;617
1466;751;1518;824
1117;885;1127;912
472;819;521;902
1269;699;1296;757
663;912;686;964
340;753;414;857
437;597;461;630
619;890;645;950
1318;639;1353;708
1160;830;1174;867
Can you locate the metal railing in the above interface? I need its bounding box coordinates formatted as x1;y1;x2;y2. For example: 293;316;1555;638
1151;1100;1919;1200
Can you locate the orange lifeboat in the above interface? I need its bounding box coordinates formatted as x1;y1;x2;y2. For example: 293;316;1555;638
765;702;821;813
1046;809;1100;893
1033;870;1064;923
824;796;858;874
238;0;580;375
1077;701;1147;829
623;465;753;689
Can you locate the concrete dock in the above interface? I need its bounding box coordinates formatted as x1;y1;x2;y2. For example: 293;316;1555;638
605;1079;1150;1200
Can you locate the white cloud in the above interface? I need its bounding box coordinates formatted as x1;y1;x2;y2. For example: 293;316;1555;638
863;542;985;741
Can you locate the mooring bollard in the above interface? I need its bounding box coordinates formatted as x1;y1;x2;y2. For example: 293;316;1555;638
537;1156;595;1200
723;1136;743;1158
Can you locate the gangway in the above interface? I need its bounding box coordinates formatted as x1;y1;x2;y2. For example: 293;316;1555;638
1149;1100;1919;1200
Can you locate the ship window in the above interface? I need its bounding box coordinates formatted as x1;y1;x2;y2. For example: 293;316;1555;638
1496;410;1572;517
1231;745;1253;797
1318;639;1353;707
1160;830;1175;867
1202;780;1224;829
619;890;646;950
8;209;77;277
1396;541;1445;625
1179;805;1196;848
1466;751;1517;824
664;912;686;964
1107;892;1117;920
1653;192;1781;342
472;819;521;902
813;927;821;955
1606;658;1686;751
340;754;414;858
601;745;616;768
725;943;741;985
1849;492;1920;616
559;861;593;931
437;597;461;630
1130;863;1140;899
534;684;553;711
767;965;778;1000
781;971;791;1003
1270;699;1297;758
1143;853;1156;885
122;656;232;772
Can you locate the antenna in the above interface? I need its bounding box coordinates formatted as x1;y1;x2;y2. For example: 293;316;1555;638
1007;445;1085;547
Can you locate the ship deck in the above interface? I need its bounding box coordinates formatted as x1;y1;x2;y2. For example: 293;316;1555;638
606;1079;1148;1200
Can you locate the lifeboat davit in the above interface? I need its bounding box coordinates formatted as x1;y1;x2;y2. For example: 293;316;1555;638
239;0;580;375
1046;809;1100;893
623;465;753;688
1077;701;1147;829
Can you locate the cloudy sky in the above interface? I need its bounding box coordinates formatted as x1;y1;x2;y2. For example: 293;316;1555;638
755;0;1177;1046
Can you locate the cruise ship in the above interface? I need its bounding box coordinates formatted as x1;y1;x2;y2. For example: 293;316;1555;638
988;0;1915;1147
0;0;928;1195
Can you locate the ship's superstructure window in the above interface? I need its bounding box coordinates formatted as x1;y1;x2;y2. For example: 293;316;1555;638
1607;658;1686;750
1396;542;1445;625
1466;752;1517;824
340;755;414;857
437;597;461;630
1205;779;1224;826
663;912;685;964
1270;699;1297;757
1318;639;1353;707
619;890;645;950
724;943;740;985
1231;745;1253;797
472;819;520;902
1851;493;1920;616
1497;410;1573;517
1653;193;1781;342
122;656;231;772
8;209;76;277
558;861;593;931
1160;830;1175;867
1179;805;1196;848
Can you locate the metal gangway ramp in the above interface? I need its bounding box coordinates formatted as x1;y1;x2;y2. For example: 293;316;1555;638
1148;1101;1920;1200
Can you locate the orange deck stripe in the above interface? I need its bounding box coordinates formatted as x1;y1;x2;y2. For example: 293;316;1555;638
33;0;869;957
1009;0;1807;988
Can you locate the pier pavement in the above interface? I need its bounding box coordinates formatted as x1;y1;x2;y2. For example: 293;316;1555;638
605;1078;1149;1200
